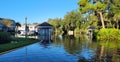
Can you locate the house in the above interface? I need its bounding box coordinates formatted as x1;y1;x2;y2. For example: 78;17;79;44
0;22;6;31
8;20;16;32
36;22;53;41
0;18;16;32
17;24;38;35
0;22;3;31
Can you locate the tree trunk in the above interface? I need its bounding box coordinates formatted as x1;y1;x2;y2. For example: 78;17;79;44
16;26;18;32
117;19;119;29
98;12;105;28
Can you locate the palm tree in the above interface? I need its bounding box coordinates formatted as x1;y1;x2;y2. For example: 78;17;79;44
15;22;21;32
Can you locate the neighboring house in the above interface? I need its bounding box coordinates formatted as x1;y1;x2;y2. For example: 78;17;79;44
0;22;3;31
0;22;7;31
87;25;96;37
36;22;53;41
0;18;16;32
18;24;38;35
37;22;53;35
8;21;16;32
29;24;38;32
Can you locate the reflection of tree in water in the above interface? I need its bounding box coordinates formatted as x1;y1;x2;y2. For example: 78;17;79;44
94;41;120;62
62;35;82;55
52;35;62;46
63;35;96;62
51;35;120;62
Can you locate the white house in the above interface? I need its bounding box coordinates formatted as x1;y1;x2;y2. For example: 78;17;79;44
18;24;38;35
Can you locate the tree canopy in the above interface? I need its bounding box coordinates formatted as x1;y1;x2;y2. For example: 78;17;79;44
78;0;120;29
0;18;15;28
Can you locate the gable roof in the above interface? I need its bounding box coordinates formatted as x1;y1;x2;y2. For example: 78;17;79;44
37;22;53;26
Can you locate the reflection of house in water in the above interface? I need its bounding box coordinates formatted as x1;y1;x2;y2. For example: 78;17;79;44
36;22;53;41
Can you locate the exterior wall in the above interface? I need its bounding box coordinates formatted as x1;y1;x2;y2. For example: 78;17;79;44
37;26;53;29
0;24;2;31
38;29;50;35
18;25;25;31
17;24;38;35
29;25;38;32
38;29;52;41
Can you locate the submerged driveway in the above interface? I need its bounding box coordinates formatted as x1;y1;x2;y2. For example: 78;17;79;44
0;43;78;62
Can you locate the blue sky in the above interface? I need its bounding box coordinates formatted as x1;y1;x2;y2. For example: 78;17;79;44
0;0;79;24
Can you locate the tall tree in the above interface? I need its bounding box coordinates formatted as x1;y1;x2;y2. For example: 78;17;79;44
63;10;81;30
48;18;61;33
109;0;120;29
78;0;108;28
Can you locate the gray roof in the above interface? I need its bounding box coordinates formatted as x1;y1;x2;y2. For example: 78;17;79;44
37;22;53;26
37;22;53;29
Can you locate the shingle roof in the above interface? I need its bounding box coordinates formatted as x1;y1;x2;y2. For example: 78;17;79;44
37;22;53;26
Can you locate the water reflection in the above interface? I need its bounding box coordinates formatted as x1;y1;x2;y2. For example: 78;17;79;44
15;34;39;39
39;40;53;48
52;35;120;62
0;34;120;62
94;41;120;62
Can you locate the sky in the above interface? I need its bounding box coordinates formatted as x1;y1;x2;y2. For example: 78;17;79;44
0;0;79;24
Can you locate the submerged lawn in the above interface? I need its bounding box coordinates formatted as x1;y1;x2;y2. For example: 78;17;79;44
0;38;39;53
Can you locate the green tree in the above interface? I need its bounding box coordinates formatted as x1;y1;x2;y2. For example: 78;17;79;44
48;18;61;33
63;10;81;30
109;0;120;29
78;0;108;28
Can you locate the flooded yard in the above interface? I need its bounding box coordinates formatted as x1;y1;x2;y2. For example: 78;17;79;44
0;35;120;62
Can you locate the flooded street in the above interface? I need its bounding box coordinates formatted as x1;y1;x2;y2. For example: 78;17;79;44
0;35;120;62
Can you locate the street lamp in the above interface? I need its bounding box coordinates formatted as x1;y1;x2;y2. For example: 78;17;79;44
25;17;27;38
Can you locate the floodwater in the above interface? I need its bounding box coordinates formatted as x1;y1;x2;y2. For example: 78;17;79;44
0;35;120;62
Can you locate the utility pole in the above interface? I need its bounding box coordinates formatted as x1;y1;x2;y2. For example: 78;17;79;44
25;17;27;38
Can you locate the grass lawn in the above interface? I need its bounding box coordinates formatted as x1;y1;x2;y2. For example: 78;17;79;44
0;38;39;53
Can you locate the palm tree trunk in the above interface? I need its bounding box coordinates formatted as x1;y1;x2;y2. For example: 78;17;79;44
98;12;105;28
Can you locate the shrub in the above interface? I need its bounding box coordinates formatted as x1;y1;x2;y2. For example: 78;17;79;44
97;28;120;40
0;32;11;43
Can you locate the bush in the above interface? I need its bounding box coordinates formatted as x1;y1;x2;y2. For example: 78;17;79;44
96;28;120;40
0;32;11;43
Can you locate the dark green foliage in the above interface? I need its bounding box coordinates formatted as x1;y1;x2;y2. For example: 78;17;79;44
93;30;99;40
0;32;11;43
96;29;120;40
78;0;120;29
47;10;84;35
